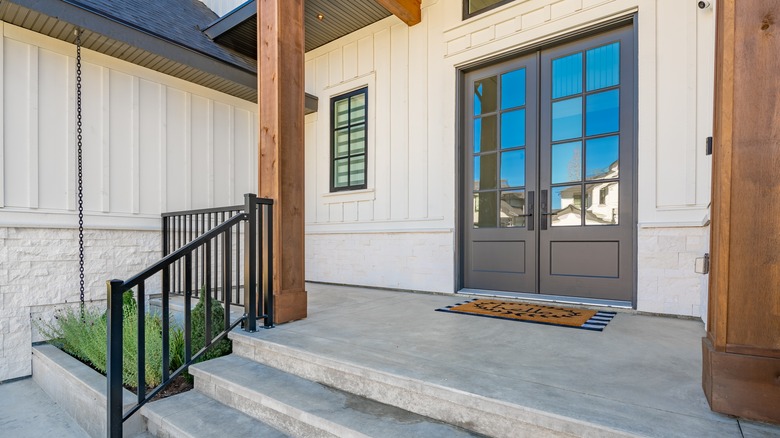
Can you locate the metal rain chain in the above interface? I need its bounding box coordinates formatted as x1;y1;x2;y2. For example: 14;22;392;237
75;29;86;318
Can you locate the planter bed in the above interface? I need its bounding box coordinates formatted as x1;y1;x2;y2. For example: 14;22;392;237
32;343;145;438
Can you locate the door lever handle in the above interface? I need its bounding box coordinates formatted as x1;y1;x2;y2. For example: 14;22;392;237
526;191;535;231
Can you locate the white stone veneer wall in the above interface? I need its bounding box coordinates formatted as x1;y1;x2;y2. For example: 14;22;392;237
0;227;159;381
636;226;710;318
308;226;711;319
306;231;455;293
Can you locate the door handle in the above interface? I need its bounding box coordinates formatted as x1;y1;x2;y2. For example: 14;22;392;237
526;191;534;231
540;190;548;230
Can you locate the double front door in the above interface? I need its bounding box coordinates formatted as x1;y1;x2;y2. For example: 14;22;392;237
462;25;634;302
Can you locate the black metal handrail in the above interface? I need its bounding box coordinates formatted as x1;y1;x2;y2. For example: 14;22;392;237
161;198;274;308
106;193;274;437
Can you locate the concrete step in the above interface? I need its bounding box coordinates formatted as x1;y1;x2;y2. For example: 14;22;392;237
189;354;484;438
229;330;632;438
141;390;287;438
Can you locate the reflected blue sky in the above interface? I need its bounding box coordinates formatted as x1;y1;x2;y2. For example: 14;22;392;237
501;109;525;148
552;141;581;184
501;68;526;109
552;97;582;141
500;149;525;188
586;89;619;136
586;136;619;179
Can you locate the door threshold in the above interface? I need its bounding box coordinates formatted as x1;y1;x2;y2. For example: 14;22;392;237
457;288;633;309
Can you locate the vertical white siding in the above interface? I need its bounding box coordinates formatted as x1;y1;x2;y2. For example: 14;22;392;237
38;48;69;211
138;79;163;215
373;30;391;222
0;23;258;228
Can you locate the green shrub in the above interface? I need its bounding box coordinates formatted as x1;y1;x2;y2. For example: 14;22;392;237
191;296;232;362
36;296;185;389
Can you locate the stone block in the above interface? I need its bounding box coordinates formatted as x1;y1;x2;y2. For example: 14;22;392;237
32;344;144;437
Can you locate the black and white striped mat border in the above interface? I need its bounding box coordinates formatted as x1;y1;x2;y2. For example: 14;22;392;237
581;311;617;331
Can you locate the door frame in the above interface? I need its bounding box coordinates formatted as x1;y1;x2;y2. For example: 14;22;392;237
455;15;639;308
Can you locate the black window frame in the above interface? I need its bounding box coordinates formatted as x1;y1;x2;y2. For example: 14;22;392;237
463;0;515;20
330;87;368;192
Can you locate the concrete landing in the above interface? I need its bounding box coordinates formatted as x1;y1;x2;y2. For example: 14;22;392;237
0;377;88;437
228;282;780;438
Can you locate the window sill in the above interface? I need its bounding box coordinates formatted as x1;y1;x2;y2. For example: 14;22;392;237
322;188;375;204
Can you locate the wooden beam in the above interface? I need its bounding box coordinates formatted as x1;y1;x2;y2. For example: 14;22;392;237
702;0;780;424
257;0;307;323
375;0;421;26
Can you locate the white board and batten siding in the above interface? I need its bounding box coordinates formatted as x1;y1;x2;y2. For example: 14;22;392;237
304;0;715;317
0;22;258;230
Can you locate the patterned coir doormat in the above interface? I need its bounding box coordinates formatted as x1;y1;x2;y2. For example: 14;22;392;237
436;299;616;331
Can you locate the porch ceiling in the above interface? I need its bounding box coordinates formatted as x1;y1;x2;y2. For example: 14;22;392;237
204;0;393;56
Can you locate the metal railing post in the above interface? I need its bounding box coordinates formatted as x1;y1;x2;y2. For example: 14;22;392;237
106;279;124;438
265;202;275;328
244;194;257;332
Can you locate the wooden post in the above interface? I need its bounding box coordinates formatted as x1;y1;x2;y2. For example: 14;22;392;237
703;0;780;424
257;0;307;323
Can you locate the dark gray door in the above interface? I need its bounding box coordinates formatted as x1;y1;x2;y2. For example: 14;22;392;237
462;25;634;302
463;55;538;293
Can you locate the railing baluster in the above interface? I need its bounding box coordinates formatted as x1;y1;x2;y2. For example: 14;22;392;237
193;213;199;297
223;228;232;331
136;283;146;404
184;253;192;364
162;262;170;382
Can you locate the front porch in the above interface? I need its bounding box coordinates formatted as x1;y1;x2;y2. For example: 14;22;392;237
6;282;780;437
217;282;768;437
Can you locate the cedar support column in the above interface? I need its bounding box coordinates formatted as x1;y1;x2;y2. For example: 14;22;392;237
257;0;307;323
703;0;780;423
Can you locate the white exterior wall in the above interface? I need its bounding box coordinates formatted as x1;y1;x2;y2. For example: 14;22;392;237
0;22;258;381
304;0;715;318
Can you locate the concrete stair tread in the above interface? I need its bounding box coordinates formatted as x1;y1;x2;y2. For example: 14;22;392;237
190;354;484;438
142;390;287;438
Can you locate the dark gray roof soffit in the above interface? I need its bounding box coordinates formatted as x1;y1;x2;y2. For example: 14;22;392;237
0;0;261;101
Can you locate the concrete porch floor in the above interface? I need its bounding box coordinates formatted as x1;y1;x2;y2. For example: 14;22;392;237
251;282;780;438
3;282;780;437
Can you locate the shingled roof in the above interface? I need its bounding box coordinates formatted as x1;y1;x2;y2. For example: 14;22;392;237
70;0;256;72
0;0;259;101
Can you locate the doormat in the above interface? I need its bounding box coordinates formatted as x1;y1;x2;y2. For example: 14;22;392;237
435;299;616;331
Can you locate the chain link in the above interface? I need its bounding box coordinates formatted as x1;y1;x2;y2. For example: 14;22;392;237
76;30;85;317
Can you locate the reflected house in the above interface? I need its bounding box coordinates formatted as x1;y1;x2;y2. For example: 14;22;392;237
472;179;528;228
552;159;619;226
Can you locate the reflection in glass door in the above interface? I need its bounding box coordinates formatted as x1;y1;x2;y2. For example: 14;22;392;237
462;24;634;303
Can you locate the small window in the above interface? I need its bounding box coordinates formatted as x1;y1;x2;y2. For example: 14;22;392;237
330;88;368;192
464;0;515;19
